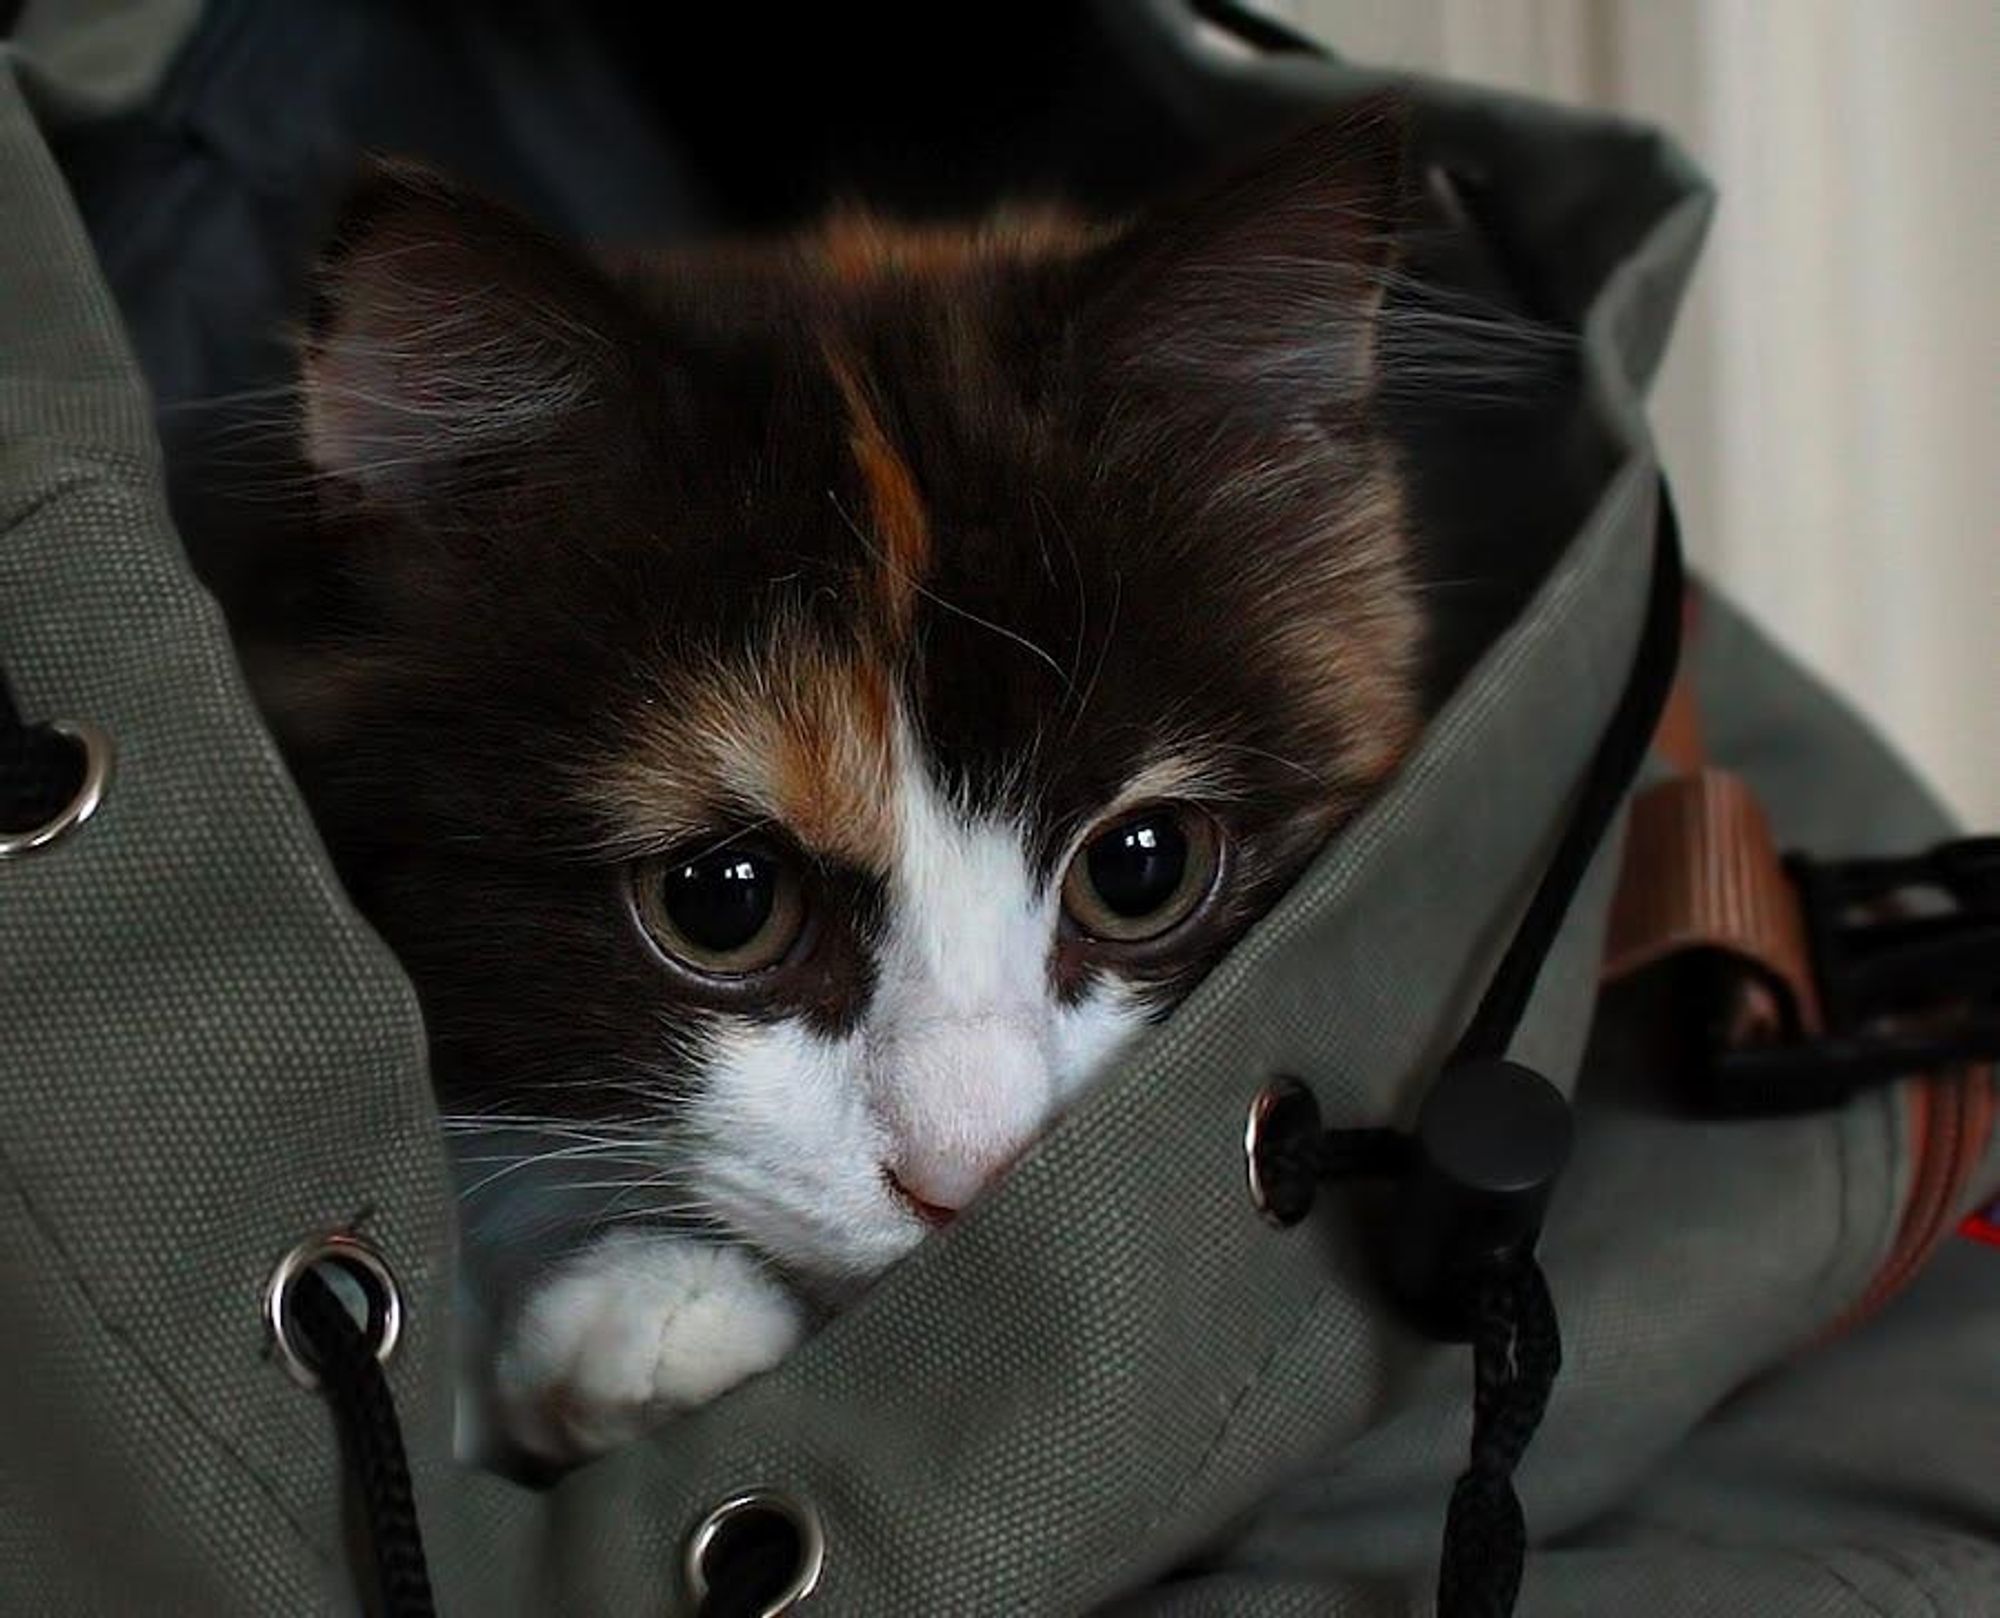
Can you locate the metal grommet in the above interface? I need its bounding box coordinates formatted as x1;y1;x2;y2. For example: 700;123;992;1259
0;719;113;858
265;1232;404;1391
1245;1076;1324;1228
685;1489;825;1617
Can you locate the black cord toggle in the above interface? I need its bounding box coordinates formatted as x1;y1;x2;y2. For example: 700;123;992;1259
1250;1061;1571;1618
1378;1062;1571;1613
1387;1060;1572;1343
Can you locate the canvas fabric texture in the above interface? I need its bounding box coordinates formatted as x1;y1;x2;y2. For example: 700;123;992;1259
2;8;1996;1615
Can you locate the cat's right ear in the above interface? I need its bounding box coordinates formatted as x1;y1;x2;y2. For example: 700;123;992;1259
302;161;651;510
1070;99;1411;434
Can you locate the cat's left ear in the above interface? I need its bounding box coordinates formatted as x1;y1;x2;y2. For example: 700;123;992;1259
301;161;654;508
1074;96;1409;428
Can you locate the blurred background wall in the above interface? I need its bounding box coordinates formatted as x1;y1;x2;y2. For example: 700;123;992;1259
1257;0;1997;825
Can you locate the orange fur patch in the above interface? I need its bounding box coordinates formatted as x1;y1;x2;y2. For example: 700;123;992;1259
1267;463;1423;788
594;631;900;873
815;207;1101;287
824;346;931;644
762;652;898;869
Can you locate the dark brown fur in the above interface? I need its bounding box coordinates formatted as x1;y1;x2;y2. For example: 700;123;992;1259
263;109;1423;1118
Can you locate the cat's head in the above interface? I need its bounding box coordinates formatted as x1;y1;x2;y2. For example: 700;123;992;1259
271;107;1422;1296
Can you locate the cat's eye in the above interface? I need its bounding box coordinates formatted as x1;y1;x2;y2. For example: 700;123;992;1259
1062;804;1221;944
630;842;807;977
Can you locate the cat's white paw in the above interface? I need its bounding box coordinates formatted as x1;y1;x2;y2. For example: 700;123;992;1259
493;1233;805;1464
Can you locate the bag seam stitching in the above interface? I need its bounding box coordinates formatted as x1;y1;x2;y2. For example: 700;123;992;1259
0;1148;340;1580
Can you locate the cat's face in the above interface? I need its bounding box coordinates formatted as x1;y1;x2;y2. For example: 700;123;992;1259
268;113;1421;1297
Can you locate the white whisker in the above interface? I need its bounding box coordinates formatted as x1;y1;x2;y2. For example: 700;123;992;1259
828;489;1074;693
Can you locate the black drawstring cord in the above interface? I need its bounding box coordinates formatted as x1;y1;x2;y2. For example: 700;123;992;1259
1313;1126;1413;1181
1448;483;1687;1074
1438;1253;1559;1617
288;1269;438;1618
1421;484;1678;1614
0;670;86;833
1281;1125;1559;1618
1259;481;1685;1616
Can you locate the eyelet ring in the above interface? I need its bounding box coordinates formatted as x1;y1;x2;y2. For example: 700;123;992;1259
1245;1076;1325;1227
685;1489;825;1616
0;719;113;858
265;1232;404;1391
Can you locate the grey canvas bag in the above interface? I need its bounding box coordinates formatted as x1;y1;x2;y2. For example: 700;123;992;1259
3;4;1996;1615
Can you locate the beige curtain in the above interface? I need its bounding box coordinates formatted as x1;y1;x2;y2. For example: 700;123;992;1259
1259;0;1997;824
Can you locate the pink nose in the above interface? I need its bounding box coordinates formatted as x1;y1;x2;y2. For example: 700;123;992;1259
882;1168;959;1227
882;1141;1023;1227
870;1018;1049;1223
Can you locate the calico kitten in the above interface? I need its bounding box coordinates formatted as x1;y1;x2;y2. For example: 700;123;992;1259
263;109;1428;1464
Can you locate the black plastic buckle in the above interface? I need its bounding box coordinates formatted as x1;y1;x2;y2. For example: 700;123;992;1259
1706;836;2000;1115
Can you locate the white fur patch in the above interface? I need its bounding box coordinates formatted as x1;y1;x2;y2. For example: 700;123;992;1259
865;755;1065;1207
486;708;1156;1458
492;1230;805;1463
686;710;1150;1296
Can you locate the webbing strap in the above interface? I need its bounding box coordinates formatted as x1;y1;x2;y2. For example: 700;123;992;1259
1601;596;1995;1327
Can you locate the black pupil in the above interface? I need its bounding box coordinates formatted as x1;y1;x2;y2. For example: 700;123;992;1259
664;852;775;955
1086;814;1188;918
